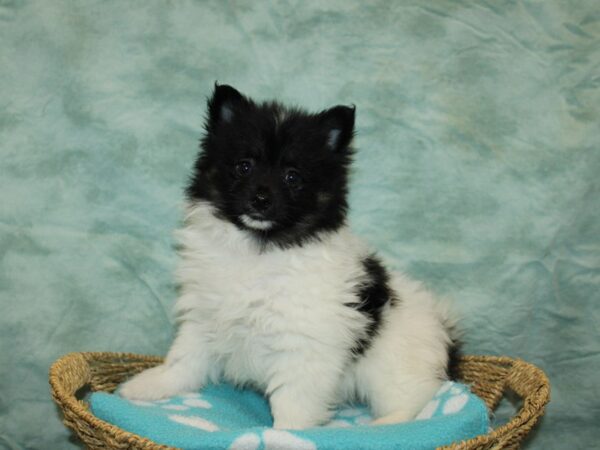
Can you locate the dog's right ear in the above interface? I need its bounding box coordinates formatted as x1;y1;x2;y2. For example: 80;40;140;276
319;105;356;153
207;83;246;128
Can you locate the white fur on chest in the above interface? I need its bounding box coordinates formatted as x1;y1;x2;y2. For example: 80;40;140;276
174;203;370;388
121;201;453;427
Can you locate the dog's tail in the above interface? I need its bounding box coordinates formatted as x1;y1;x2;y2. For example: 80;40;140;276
435;297;463;381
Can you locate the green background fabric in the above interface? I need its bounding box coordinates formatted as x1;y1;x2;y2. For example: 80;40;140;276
1;1;598;448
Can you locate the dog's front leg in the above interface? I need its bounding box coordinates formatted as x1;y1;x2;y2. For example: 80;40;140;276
120;321;214;400
267;352;344;429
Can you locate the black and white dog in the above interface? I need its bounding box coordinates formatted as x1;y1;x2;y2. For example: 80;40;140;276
121;84;459;429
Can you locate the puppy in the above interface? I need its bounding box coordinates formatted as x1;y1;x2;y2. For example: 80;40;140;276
120;84;459;429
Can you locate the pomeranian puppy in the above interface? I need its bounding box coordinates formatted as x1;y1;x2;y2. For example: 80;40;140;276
120;84;459;429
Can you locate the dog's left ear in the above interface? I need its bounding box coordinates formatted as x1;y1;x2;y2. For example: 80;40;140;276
207;83;246;128
319;105;356;152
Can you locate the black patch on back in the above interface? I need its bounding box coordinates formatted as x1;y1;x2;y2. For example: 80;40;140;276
349;255;396;356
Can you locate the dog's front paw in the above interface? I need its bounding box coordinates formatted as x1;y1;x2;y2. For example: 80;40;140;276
270;393;330;429
119;365;186;400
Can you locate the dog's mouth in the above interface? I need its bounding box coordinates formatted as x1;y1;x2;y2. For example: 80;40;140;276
239;214;275;231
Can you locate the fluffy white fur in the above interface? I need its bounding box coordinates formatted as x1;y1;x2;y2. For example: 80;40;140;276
120;201;455;429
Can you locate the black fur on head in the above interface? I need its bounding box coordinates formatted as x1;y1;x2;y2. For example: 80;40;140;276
186;83;356;249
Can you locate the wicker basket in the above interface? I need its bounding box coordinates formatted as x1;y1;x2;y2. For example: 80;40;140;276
49;352;549;450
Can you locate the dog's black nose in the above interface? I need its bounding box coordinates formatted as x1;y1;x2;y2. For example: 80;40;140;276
251;191;272;213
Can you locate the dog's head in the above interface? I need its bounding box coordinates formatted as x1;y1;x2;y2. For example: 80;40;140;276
187;84;355;248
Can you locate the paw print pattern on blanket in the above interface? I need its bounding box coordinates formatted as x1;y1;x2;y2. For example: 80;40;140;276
229;429;317;450
130;392;219;432
415;382;471;420
325;407;373;428
90;381;489;450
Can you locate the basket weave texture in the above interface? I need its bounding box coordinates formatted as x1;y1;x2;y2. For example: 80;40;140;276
49;352;549;450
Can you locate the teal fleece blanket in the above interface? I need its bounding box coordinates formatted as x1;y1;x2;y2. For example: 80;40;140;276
0;1;599;449
89;382;488;450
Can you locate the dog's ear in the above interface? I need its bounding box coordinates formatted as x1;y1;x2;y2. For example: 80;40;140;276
319;105;355;152
207;83;246;128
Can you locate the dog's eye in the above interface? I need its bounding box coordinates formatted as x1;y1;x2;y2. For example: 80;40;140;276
284;169;302;187
235;160;254;177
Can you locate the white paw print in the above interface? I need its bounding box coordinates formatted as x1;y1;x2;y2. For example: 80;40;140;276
126;391;214;412
442;393;469;415
229;430;316;450
416;383;471;419
169;414;219;432
161;404;189;411
183;398;212;408
415;399;440;420
436;381;453;396
228;432;261;450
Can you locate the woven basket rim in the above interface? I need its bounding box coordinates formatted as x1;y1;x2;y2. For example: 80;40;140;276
438;355;550;450
50;352;169;449
49;352;550;450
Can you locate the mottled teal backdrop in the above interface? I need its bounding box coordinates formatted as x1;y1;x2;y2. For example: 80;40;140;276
1;1;598;449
